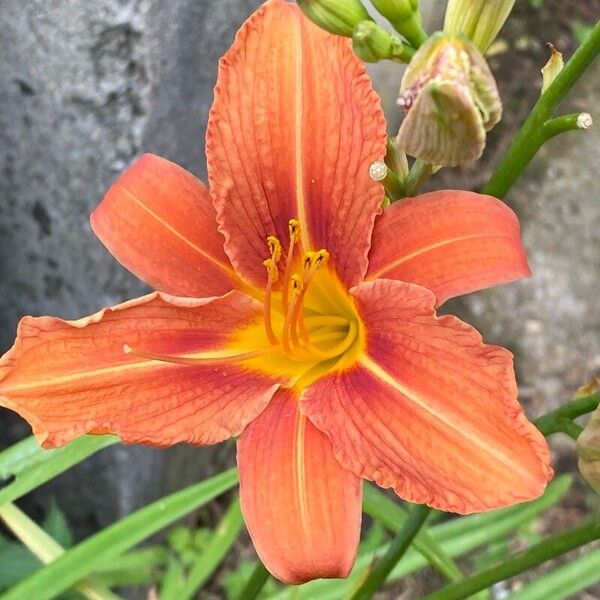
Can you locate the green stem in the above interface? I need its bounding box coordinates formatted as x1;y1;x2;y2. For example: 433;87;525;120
543;112;592;139
556;418;583;440
363;485;463;582
0;502;121;600
392;13;428;49
403;159;434;197
237;561;270;600
534;391;600;436
422;519;600;600
348;503;431;600
484;19;600;199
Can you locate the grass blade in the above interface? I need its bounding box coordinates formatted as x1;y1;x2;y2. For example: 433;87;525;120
1;468;238;600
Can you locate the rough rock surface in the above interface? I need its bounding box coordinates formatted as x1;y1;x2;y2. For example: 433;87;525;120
0;0;260;535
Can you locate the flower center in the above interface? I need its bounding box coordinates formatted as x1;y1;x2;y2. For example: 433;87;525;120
260;219;361;368
123;219;363;389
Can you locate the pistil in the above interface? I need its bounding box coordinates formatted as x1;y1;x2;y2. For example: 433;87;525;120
123;344;273;366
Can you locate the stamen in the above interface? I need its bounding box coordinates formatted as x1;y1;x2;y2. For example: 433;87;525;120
123;344;271;366
262;258;279;346
282;274;303;355
282;219;301;312
295;249;330;345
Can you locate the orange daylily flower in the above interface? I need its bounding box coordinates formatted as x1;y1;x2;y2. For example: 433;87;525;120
0;0;551;585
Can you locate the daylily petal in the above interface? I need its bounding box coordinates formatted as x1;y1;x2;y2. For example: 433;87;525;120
0;291;280;448
366;190;531;307
238;389;362;584
302;279;552;513
207;0;386;288
91;153;240;297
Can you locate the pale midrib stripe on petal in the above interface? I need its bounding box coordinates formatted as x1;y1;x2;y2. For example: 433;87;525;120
1;350;246;393
120;187;239;281
293;11;310;251
367;233;515;280
359;354;534;481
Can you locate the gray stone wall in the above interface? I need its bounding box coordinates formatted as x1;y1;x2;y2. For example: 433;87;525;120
0;0;260;534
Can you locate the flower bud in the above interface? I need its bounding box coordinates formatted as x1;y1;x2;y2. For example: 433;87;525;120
370;0;426;48
352;21;407;63
444;0;515;53
577;379;600;493
396;33;502;166
297;0;372;37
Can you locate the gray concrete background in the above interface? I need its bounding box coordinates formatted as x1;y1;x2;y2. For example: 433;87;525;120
0;0;598;534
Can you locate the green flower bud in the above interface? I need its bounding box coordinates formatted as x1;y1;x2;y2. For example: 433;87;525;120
370;0;418;23
297;0;372;37
352;21;407;63
444;0;515;53
370;0;426;48
396;33;502;166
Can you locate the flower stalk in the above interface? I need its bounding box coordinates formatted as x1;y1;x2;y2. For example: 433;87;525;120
534;391;600;438
348;503;432;600
484;19;600;199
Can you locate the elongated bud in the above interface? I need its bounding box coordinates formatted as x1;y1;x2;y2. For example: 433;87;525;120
370;0;426;48
577;379;600;493
352;21;407;63
541;43;564;94
444;0;515;53
297;0;372;37
396;33;502;166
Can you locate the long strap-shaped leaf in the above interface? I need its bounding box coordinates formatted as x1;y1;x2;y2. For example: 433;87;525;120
2;468;238;600
0;435;118;506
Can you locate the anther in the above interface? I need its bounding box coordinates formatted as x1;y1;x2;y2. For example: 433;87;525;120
302;249;329;274
289;219;300;242
290;274;303;296
266;236;282;263
263;258;279;283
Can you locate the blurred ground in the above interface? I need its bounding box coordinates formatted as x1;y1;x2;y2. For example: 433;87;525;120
0;0;599;598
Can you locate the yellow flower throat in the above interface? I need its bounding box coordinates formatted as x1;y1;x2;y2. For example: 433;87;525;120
125;219;363;389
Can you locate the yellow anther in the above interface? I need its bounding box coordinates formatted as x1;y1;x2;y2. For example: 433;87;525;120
266;236;282;263
303;249;330;272
290;274;303;296
288;219;300;243
263;258;279;283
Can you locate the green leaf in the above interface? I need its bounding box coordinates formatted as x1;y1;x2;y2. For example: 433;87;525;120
0;435;118;506
571;21;594;45
179;496;244;600
510;547;600;600
2;468;238;600
43;500;73;549
159;556;186;600
221;561;280;600
0;542;39;589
